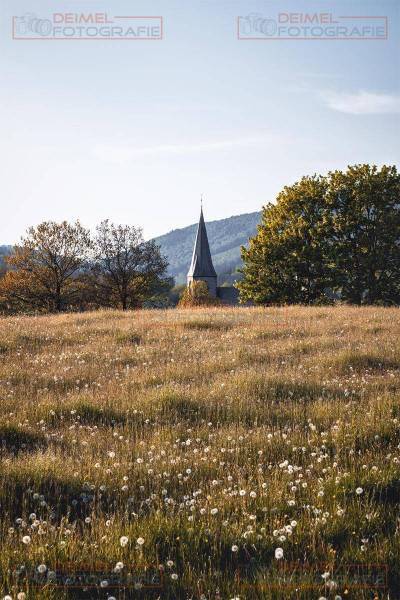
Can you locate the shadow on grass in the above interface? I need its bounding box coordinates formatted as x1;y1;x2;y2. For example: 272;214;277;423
41;402;150;439
180;319;231;331
353;429;400;453
116;331;142;345
0;425;47;455
7;374;98;396
334;351;400;373
0;470;118;522
157;381;349;428
340;477;400;507
237;377;354;406
70;401;127;427
0;341;10;354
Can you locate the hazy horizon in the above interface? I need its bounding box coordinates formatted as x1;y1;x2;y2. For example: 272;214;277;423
1;0;399;243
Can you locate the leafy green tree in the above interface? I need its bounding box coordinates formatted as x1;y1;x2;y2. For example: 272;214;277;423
327;164;400;304
238;175;332;304
239;164;400;306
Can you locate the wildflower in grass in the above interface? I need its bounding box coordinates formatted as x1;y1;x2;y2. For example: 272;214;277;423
211;508;218;515
17;594;26;600
100;580;109;587
37;564;47;574
171;573;178;580
231;545;239;552
3;595;12;600
275;547;284;560
120;536;129;547
136;537;145;546
22;535;31;544
356;487;363;495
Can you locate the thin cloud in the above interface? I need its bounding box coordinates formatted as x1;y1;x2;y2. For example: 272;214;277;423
322;90;400;115
92;135;283;164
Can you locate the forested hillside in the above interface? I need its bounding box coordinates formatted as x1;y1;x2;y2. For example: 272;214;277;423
153;211;261;284
0;211;262;286
0;246;11;272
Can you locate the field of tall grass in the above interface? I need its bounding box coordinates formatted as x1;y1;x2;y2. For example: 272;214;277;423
0;306;399;599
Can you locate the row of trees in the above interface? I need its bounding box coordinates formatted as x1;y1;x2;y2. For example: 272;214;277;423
238;164;400;305
0;220;172;313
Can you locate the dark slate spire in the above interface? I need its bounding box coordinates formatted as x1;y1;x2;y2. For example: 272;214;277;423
188;208;217;278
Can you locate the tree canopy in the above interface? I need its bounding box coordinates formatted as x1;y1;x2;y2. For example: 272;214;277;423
0;221;91;312
90;220;171;310
238;164;400;305
0;220;172;313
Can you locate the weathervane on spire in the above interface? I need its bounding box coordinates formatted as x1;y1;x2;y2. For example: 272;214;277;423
200;194;203;209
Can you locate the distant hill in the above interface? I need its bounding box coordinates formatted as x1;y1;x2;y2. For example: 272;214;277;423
0;246;12;271
0;213;262;284
153;211;261;285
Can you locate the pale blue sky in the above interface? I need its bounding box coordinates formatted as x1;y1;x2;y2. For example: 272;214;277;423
0;0;399;243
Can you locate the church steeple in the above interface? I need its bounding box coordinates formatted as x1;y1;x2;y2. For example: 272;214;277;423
187;206;217;296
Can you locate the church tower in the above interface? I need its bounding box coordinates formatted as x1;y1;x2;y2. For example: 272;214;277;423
187;207;217;297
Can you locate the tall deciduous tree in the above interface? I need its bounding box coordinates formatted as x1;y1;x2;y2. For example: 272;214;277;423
91;220;171;309
238;164;400;305
238;175;332;304
327;164;400;304
0;221;91;312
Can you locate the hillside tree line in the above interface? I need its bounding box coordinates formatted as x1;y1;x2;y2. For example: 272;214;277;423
0;220;172;313
238;164;400;305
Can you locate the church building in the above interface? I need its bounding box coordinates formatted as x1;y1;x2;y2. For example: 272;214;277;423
187;208;240;305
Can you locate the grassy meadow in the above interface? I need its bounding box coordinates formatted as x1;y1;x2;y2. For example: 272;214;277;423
0;306;400;599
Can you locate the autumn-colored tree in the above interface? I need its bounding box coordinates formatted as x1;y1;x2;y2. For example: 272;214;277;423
0;221;91;312
178;280;221;307
90;220;171;310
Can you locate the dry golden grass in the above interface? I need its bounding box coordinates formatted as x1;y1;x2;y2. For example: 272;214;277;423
0;306;400;599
